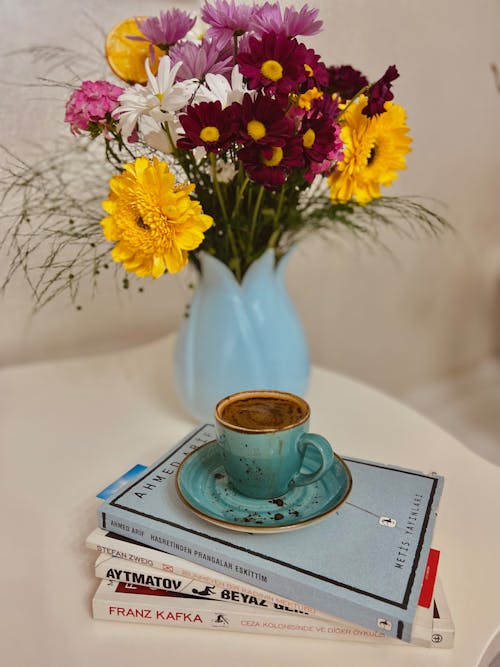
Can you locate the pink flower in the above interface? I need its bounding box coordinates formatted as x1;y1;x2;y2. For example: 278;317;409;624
170;38;234;81
251;2;323;38
64;80;124;136
201;0;257;48
134;10;196;51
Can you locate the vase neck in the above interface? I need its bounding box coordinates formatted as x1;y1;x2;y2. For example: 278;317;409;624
197;249;291;289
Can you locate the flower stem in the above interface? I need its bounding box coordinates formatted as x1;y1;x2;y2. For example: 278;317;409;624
233;176;250;219
274;185;285;226
249;185;265;253
163;122;179;157
104;139;124;169
336;85;369;121
209;153;228;221
111;130;135;160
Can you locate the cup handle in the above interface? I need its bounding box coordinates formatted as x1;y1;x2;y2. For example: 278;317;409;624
292;433;335;488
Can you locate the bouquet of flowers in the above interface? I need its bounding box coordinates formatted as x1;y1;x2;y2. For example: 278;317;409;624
1;1;445;307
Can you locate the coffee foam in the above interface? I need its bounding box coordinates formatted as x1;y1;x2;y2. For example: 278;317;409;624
220;396;306;431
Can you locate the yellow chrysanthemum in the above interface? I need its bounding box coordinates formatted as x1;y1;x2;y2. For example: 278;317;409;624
101;157;213;278
297;87;324;110
328;96;412;205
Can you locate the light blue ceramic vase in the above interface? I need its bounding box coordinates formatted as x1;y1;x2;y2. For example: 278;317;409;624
174;249;310;423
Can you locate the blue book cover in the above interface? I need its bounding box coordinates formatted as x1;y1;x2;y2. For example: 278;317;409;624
97;424;444;642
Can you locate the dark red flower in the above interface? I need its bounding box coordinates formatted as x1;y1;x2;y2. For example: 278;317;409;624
300;116;343;182
237;93;295;146
238;136;304;188
301;47;329;90
309;92;341;122
327;65;369;102
177;101;236;153
363;65;399;117
237;32;308;98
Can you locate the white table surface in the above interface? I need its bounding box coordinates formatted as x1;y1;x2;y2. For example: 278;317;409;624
1;334;499;667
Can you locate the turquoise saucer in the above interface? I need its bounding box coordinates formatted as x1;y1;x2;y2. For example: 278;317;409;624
175;440;352;533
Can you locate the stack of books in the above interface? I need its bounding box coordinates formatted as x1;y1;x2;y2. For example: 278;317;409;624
87;424;455;648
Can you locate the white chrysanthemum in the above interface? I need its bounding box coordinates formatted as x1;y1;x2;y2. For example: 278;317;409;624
228;66;254;105
194;73;231;106
139;116;179;154
116;55;197;144
194;66;254;108
216;159;238;183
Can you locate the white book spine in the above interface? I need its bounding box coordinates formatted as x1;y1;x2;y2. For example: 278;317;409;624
94;552;310;617
430;578;455;649
87;528;316;614
93;560;457;648
92;579;411;645
89;533;441;647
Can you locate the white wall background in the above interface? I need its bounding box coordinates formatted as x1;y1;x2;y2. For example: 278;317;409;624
1;0;499;398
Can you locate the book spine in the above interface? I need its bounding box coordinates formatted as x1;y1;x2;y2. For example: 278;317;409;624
92;582;403;645
430;623;455;649
93;554;439;647
98;507;409;641
87;531;316;614
88;529;438;633
430;579;455;649
94;554;312;617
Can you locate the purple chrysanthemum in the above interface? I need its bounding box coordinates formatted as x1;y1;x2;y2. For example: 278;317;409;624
327;65;369;102
64;80;124;136
132;10;196;51
363;65;399;117
201;0;257;48
170;38;234;81
250;2;323;38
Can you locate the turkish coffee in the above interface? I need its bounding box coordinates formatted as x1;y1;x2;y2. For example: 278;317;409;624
219;392;307;431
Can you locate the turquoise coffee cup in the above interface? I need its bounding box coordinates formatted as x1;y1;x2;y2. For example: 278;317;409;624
214;390;335;499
